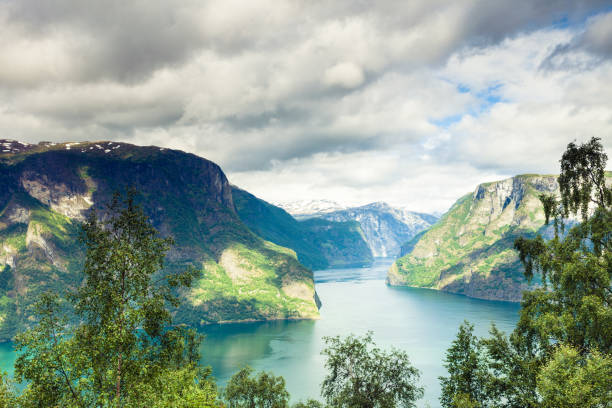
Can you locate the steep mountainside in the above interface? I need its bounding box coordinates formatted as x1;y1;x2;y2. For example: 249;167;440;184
387;174;562;302
0;140;319;341
232;187;373;270
313;202;437;257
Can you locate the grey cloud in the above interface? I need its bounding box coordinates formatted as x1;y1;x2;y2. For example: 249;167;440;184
457;0;610;45
541;11;612;70
3;0;206;83
3;0;609;86
0;0;610;183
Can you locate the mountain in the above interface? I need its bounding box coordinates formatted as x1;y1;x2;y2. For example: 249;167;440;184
232;187;373;270
0;140;319;341
274;199;346;219
310;202;438;258
387;174;563;302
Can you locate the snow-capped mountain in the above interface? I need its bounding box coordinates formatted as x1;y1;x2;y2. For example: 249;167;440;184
278;201;438;258
274;199;347;218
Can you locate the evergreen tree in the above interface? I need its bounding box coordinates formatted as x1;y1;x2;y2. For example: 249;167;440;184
439;322;488;408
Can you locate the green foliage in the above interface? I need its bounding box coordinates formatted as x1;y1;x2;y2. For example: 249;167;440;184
390;181;549;300
439;322;488;408
0;265;11;292
537;345;612;408
558;137;611;220
185;242;318;324
292;400;325;408
513;137;611;354
0;372;17;408
12;190;216;407
223;366;289;408
321;331;423;408
441;137;612;408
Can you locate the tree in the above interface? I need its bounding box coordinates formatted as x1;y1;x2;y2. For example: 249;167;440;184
446;137;611;407
223;366;290;408
438;138;611;408
320;331;423;408
439;322;488;408
292;400;325;408
13;189;216;407
0;372;16;408
537;345;612;408
513;137;611;354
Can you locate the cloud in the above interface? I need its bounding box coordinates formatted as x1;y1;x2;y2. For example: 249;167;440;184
542;10;612;70
0;1;610;212
323;62;365;89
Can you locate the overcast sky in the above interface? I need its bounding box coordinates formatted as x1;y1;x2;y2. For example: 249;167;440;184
1;1;611;213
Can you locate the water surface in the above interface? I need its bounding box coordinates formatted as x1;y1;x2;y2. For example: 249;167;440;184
0;259;520;407
200;259;520;406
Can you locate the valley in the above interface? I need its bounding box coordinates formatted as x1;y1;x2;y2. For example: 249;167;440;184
0;139;594;344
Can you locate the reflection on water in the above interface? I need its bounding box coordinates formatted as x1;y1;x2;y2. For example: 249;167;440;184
314;258;392;283
0;341;15;375
0;259;520;407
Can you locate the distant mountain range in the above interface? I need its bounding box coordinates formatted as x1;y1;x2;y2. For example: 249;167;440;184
278;201;438;258
274;199;346;218
232;188;373;270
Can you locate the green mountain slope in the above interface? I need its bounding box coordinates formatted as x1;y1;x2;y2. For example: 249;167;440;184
0;140;319;341
232;187;373;270
388;174;563;302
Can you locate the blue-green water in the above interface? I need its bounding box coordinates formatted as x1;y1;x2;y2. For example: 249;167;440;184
0;259;520;407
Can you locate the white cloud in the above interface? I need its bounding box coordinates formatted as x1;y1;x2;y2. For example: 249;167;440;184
0;1;610;213
323;62;365;89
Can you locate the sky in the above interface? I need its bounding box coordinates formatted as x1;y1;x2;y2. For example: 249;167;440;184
0;1;611;213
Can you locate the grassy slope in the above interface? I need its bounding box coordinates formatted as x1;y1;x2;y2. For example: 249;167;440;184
232;186;373;270
389;175;557;301
0;141;319;341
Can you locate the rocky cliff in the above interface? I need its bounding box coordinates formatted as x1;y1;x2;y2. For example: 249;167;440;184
388;175;561;302
233;187;373;269
0;140;319;341
315;203;437;258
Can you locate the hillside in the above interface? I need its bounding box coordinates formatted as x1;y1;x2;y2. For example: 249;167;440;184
388;174;561;302
232;187;373;269
0;140;319;341
313;202;437;257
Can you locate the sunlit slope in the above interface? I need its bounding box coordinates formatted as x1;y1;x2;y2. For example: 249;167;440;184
0;140;319;341
388;174;562;301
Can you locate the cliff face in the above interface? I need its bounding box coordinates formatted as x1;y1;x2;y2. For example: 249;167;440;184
388;175;560;302
232;187;373;270
0;140;319;341
319;203;437;258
